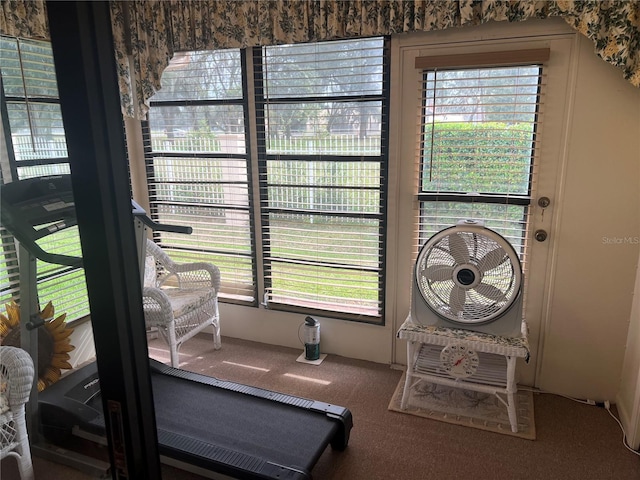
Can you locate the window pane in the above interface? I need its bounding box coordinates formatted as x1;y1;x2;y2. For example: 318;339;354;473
152;50;243;102
264;38;383;98
1;36;86;323
266;159;380;212
17;163;71;179
150;157;248;207
33;225;87;320
264;101;382;154
261;38;388;320
0;37;58;98
7;103;67;160
38;269;90;322
419;202;528;258
267;214;381;317
145;48;255;303
268;213;380;267
1;37;25;96
0;230;19;305
421;66;540;195
2;37;67;161
152;204;255;302
169;248;255;302
149;105;245;152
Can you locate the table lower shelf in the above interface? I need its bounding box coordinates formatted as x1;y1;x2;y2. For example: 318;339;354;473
401;341;520;432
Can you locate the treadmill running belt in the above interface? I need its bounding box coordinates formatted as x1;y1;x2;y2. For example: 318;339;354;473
151;370;338;477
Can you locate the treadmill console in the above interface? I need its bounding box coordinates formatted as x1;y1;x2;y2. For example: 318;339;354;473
0;175;80;267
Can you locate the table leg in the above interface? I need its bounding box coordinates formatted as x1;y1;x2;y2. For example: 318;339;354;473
401;341;417;409
506;355;518;432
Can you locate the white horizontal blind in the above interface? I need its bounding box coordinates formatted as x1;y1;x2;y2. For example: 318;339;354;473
416;63;545;273
257;38;388;321
0;36;88;322
0;229;20;306
145;49;256;303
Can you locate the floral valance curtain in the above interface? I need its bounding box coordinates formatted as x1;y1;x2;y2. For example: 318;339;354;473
2;0;640;119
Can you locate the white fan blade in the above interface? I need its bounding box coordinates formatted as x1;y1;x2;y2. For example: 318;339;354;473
449;286;466;315
447;232;470;264
476;247;506;274
422;264;454;282
474;282;507;302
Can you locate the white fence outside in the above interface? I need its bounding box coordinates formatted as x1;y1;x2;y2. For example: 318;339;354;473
13;133;381;158
12;135;68;161
152;133;381;155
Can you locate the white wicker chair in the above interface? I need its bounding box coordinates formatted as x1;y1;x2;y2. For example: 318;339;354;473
143;239;221;367
0;346;35;480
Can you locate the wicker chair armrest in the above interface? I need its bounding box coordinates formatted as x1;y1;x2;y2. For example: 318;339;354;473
171;262;221;291
0;346;35;406
142;287;175;327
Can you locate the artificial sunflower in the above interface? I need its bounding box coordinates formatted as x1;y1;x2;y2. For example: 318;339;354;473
0;300;75;391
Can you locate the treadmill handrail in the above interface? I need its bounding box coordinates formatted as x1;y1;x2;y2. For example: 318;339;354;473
130;200;192;235
24;243;83;268
136;215;192;235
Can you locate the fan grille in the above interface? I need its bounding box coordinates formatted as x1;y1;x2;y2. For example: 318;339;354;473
416;226;521;324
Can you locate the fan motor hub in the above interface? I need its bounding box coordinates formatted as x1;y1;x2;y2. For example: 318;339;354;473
453;264;481;289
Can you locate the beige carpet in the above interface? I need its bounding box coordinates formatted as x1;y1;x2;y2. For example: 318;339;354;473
389;373;535;440
5;335;640;480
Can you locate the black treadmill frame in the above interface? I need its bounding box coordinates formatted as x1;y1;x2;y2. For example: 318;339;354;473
38;359;351;480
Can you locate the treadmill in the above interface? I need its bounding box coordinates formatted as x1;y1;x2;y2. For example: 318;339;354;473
0;175;353;480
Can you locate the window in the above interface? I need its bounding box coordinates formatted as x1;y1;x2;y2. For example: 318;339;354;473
0;36;89;322
144;38;389;322
256;38;388;321
416;50;548;272
1;36;69;177
144;49;256;303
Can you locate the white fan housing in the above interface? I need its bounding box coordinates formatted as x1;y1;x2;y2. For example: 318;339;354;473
411;219;524;338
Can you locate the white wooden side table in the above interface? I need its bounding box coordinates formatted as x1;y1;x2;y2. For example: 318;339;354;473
397;314;530;433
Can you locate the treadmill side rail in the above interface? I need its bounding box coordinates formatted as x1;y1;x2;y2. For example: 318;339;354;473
158;429;311;480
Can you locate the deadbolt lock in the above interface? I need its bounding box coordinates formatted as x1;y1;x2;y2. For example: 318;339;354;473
535;230;548;242
538;197;550;208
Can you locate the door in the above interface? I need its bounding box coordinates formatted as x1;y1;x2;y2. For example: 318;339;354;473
390;28;575;386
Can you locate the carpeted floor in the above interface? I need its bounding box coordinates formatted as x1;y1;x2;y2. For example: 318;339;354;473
1;334;639;480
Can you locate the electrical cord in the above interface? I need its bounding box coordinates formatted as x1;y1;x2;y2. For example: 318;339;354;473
603;401;640;457
520;387;640;456
520;386;593;404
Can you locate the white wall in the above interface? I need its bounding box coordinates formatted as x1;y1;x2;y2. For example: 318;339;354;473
535;30;640;400
221;303;393;364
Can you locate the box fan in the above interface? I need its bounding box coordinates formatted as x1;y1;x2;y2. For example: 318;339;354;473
411;219;524;338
